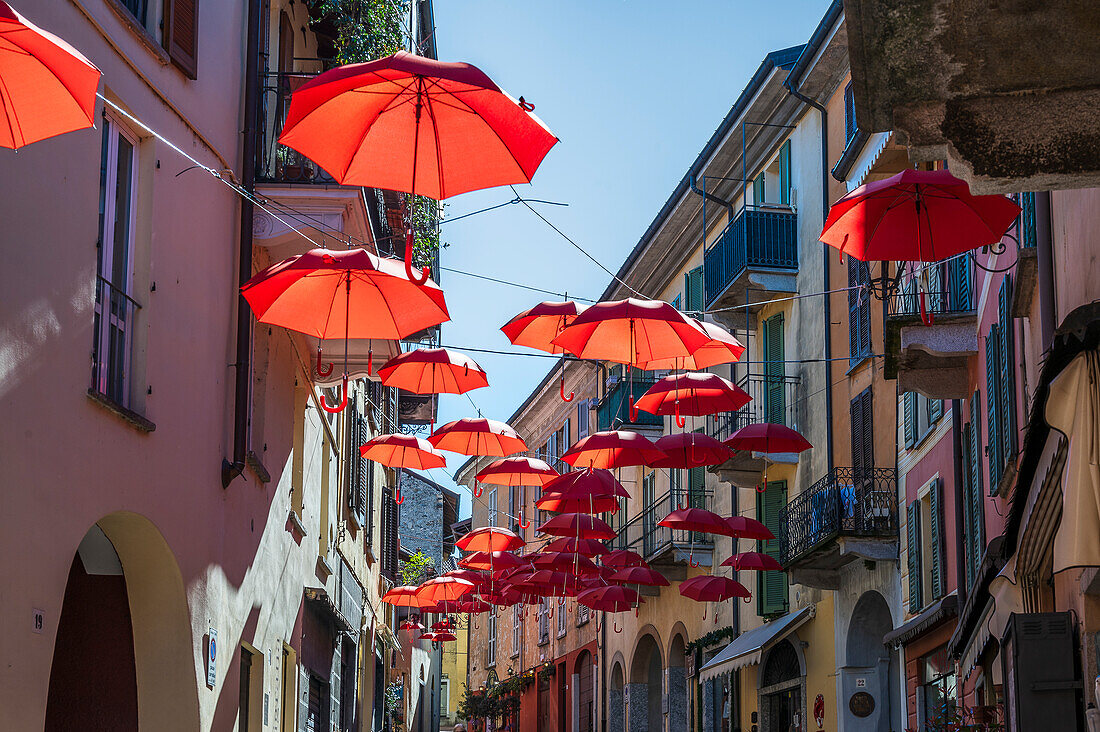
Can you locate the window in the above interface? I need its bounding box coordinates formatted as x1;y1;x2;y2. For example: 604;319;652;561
339;638;356;730
962;393;985;588
511;605;521;657
920;647;957;729
903;391;943;448
381;484;399;580
488;486;498;528
907;478;945;613
847;257;872;364
763;313;786;424
844;82;857;145
92;113;140;409
641;471;656;556
1017;192;1038;249
577;398;591;439
486;610;496;666
538;599;549;644
671;293;682;311
165;0;200;78
985;275;1017;495
347;406;373;535
684;266;704;314
850;388;874;473
557;596;567;637
757;481;788;616
669;467;683;506
307;673;330;732
577;603;590;626
440;676;449;716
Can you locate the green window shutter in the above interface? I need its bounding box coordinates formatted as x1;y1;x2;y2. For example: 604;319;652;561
779;140;792;205
850;393;865;472
906;501;922;613
998;276;1016;465
763;314;785;424
930;479;945;600
685;266;704;313
962;421;975;590
985;328;1002;493
969;392;985;553
688;464;705;508
851;388;873;472
847;257;860;360
753;172;766;206
757;481;788;616
949;254;972;311
929;397;943;424
904;391;917;448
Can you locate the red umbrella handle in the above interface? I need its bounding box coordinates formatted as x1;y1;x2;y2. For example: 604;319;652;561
918;289;935;326
702;606;707;621
675;401;686;429
367;348;372;377
395;487;405;505
405;230;430;285
629;396;640;422
613;621;622;634
320;374;348;413
315;348;334;377
742;594;753;604
519;510;530;530
518;96;535;112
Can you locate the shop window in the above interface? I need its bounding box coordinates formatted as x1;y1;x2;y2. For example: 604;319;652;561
919;647;957;729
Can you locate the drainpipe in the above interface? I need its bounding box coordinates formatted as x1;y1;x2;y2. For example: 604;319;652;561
223;0;263;488
951;400;968;608
1035;192;1056;349
783;70;833;474
689;173;735;220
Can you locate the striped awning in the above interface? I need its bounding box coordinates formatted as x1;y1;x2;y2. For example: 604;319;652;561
698;606;814;682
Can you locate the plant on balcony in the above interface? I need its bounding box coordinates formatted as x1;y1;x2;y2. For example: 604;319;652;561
400;550;435;586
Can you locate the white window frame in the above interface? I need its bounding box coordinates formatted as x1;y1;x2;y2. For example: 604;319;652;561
511;605;521;657
488;486;498;528
93;112;140;407
440;675;449;715
557;596;567;637
486;609;496;666
538;598;549;644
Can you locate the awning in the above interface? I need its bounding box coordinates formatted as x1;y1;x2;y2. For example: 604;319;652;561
698;605;815;682
883;593;958;647
959;600;994;682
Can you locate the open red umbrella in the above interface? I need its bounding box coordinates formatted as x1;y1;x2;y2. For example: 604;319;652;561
279;50;558;281
820;169;1021;263
725;423;812;454
360;434;446;470
400;618;425;631
429;418;527;457
476;457;559;487
457;599;493;614
576;585;642;613
720;552;783;571
416;576;475;605
635;373;751;421
724;516;775;541
0;2;101;149
658;508;732;536
609;566;669;587
540;468;630;497
443;569;493;587
455;527;526;553
535;491;619;515
458;550;524;571
552;298;709;366
531;551;599;576
603;550;647;569
545;537;609;557
561;431;664;469
536;513;617;541
678;575;751;614
382;585;424;607
636;319;745;371
501;301;586;354
378;348;488;395
651;432;735;469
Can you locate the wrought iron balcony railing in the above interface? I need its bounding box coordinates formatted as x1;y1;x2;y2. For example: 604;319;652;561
709;374;800;443
704;206;798;307
596;377;662;432
779;467;899;567
886;258;973;318
91;276;142;409
610;488;713;561
256;71;338;185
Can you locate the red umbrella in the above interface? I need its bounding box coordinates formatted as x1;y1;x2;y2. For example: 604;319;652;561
501;300;587;400
240;248;449;411
531;551;599;576
609;566;669;587
455;527;526;553
457;599;493;614
651;432;735;469
535;491;619;515
457;550;524;571
562;431;664;469
552;298;709;366
0;2;101;149
431;617;455;631
576;585;642;613
514;570;584;597
416;577;475;604
279;51;558;280
721;552;783;571
536;513;617;541
443;569;493;587
378;348;488;395
658;508;733;536
820;169;1021;263
678;575;751;617
360;434;446;470
429;418;527;457
382;586;424;607
545;537;609;557
635;373;751;421
724;516;775;541
603;550;647;569
540;468;630;498
725;423;812;455
400;618;425;631
475;457;559;487
636;319;745;371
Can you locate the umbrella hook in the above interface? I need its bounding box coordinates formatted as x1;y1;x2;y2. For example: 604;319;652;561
315;348;334;378
742;594;753;604
675;400;686;428
519;510;530;530
756;483;767;494
473;483;484;499
629;396;640;423
518;96;535;112
918;288;935;326
689;555;701;569
320;374;348;413
613;621;622;634
395;487;405;505
702;606;707;621
404;230;431;285
367;348;372;377
559;355;574;402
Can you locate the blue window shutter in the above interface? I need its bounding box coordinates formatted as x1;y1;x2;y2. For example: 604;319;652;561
907;501;922;613
757;481;788;616
998;276;1016;466
779;140;792;205
929;479;945;600
753;172;766;206
985;328;1002;494
929;397;943;424
686;266;704;313
969;392;985;553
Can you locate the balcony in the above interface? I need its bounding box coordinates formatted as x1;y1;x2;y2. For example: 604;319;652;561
885;260;977;399
708;374;800;488
596;377;662;433
778;467;898;589
703;206;798;326
612;488;714;571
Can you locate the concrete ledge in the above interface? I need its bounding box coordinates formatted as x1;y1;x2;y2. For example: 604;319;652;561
838;537;898;562
789;567;840;590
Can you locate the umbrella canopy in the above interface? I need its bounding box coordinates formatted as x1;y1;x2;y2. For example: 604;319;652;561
635;373;752;417
720;552;783;571
724;516;775;541
360;434;446;469
636;319;746;371
820;169;1021;262
378;348;488;395
475;457;559;487
725;423;812;454
544;537;609;557
457;599;493;614
429;418;527;457
400;618;425;631
552;298;710;366
531;551;599;575
609;566;670;587
431;617;455;631
0;2;101;149
443;569;493;587
651;432;735;469
562;430;664;469
658;508;733;536
458;550;524;571
678;575;751;602
535;491;619;515
455;527;526;553
500;301;586;354
514;570;584;597
536;513;617;540
241;248;449;341
576;585;642;613
279;50;558;199
603;550;647;569
415;577;475;604
382;585;424;607
540;468;630;498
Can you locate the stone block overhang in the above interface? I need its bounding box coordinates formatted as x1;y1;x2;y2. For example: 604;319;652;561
844;0;1100;193
885;311;978;399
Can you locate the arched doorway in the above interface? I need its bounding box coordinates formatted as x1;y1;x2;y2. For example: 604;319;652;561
760;640;803;732
610;662;626;732
575;650;594;732
842;591;895;731
628;634;663;732
668;633;688;732
44;514;200;731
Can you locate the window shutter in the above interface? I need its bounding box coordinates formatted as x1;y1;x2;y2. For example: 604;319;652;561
779;140;792;205
685;266;704;313
753;172;766;206
848;257;860;360
969;393;985;568
763;314;784;423
858;263;871;358
329;645;341;732
861;389;874;470
165;0;199;79
950;254;972;311
844;82;857;143
757;481;788;616
850;394;864;472
930;478;945;600
298;667;310;732
903;392;917;448
985;328;1002;493
906;501;922;613
929;397;943;424
381;487;398;580
928;262;943;308
688;465;705;509
851;388;873;472
998;276;1016;466
962;421;975;590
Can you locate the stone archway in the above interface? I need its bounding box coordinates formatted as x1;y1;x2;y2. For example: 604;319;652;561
574;650;595;732
44;513;200;731
667;632;688;732
842;591;895;731
628;634;663;732
610;661;626;732
759;639;806;732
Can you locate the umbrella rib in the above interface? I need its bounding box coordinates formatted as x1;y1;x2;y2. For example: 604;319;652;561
0;70;25;147
422;88;448;200
339;79;412;182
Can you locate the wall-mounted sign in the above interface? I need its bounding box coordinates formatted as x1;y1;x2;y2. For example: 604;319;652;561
206;629;217;688
855;677;866;688
849;691;875;718
814;694;825;728
32;608;44;634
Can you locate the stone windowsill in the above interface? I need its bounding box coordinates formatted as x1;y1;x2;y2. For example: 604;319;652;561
316;555;334;580
102;0;172;66
87;389;156;433
286;510;307;540
246;451;271;483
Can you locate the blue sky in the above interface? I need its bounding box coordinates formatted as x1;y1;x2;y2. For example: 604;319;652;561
426;1;829;516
